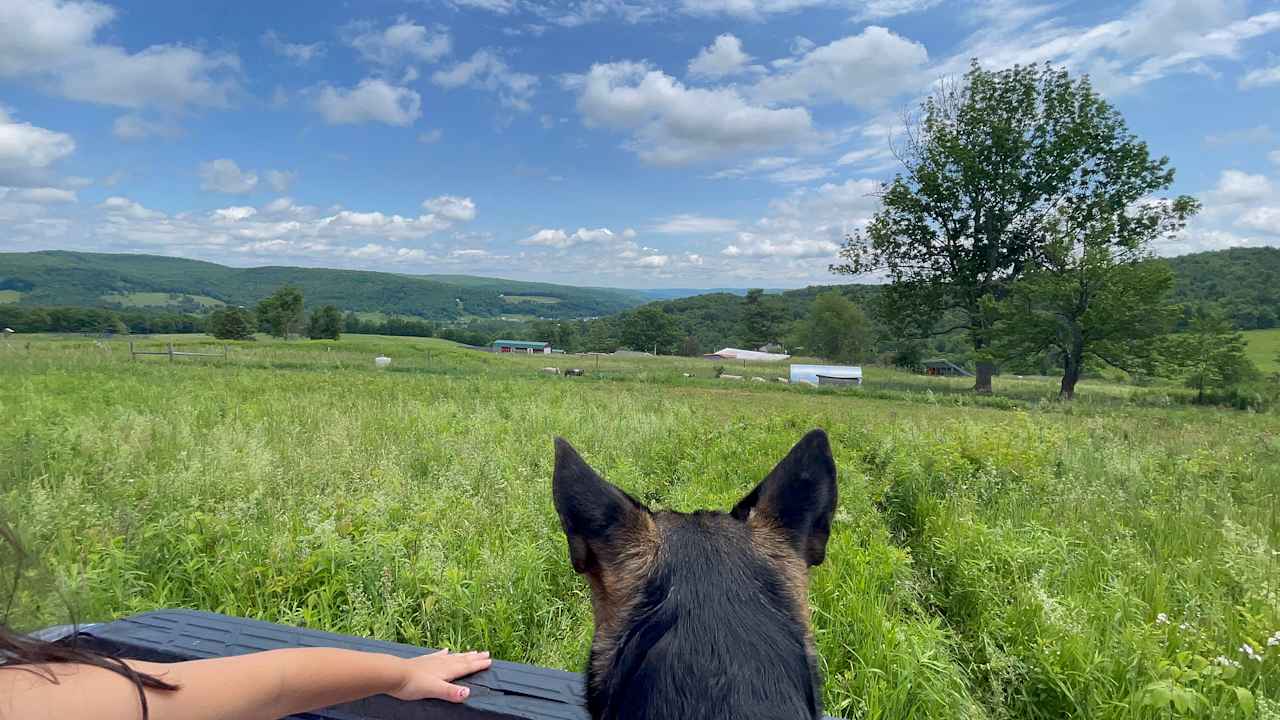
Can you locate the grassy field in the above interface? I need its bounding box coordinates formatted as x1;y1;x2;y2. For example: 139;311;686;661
0;290;22;303
2;334;1277;719
501;295;562;305
100;291;225;308
1246;329;1280;373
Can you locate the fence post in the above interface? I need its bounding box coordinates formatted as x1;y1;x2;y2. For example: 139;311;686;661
129;341;135;361
223;345;228;361
168;343;175;362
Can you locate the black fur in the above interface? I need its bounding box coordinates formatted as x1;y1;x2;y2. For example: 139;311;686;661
553;430;837;720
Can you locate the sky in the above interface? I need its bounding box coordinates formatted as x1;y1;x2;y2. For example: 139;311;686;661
0;0;1278;289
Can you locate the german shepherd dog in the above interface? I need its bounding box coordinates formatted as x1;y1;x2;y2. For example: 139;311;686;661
552;429;837;720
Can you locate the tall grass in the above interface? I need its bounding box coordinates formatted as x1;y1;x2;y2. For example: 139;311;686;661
2;335;1276;719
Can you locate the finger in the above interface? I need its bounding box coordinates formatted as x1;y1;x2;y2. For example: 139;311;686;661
430;679;472;703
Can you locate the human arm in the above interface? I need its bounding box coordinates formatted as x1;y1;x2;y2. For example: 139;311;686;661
0;646;491;720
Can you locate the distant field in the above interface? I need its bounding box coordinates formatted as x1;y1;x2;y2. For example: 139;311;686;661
3;334;1276;720
1245;328;1280;372
101;292;225;308
0;290;21;303
501;295;562;305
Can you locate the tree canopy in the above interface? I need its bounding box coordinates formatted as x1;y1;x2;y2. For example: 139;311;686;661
834;61;1187;394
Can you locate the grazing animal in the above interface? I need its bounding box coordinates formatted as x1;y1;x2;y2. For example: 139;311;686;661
552;430;837;720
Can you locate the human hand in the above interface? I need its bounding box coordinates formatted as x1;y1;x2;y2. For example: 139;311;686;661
391;650;492;702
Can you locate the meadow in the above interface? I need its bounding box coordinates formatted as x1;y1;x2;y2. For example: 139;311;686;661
2;334;1277;720
1245;329;1280;374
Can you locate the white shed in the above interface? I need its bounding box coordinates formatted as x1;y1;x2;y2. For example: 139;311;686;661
789;364;862;386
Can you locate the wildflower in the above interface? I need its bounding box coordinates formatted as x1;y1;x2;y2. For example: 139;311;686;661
1156;613;1169;625
1240;644;1262;662
1216;655;1242;669
1179;623;1191;632
1269;631;1280;647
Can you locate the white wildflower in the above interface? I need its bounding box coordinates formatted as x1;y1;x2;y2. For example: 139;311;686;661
1268;631;1280;647
1216;655;1242;668
1156;613;1169;625
1240;644;1262;662
1179;623;1191;632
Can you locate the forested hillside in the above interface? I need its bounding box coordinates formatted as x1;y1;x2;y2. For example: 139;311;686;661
1166;247;1280;329
0;251;643;320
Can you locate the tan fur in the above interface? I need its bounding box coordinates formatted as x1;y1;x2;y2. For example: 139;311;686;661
586;511;661;681
746;514;815;646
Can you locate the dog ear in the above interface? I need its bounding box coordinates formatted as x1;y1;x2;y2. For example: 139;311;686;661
731;429;837;566
553;438;650;575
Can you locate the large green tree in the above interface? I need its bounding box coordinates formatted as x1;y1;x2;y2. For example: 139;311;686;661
992;196;1197;399
740;289;786;349
306;305;343;340
256;285;304;339
791;291;871;363
621;306;679;354
833;61;1185;394
207;306;257;340
1165;309;1258;403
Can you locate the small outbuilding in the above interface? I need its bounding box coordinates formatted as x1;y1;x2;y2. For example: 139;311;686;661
790;364;862;386
493;339;552;354
922;358;972;377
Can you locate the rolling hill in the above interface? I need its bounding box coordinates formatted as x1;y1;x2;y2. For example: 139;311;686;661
0;251;646;321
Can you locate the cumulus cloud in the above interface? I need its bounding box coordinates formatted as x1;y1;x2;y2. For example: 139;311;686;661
652;214;739;234
521;226;616;248
688;34;755;79
432;50;538;111
4;187;77;204
199;159;258;194
344;17;451;66
720;178;879;262
312;78;422;126
752;27;928;108
212;206;257;222
423;195;477;221
566;61;814;165
98;195;164;220
0;108;75;187
0;0;239;109
260;30;324;65
722;232;840;257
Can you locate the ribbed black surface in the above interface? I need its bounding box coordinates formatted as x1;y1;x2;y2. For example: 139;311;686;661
66;609;842;720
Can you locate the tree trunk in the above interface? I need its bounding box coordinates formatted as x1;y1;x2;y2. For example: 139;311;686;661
1059;358;1081;400
1059;341;1084;400
974;361;994;394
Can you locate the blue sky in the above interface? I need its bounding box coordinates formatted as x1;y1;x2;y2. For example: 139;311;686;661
1;0;1278;288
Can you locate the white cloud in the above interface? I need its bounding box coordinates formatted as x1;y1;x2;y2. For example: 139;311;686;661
856;0;941;20
652;214;739;234
112;113;180;141
688;34;755;79
521;226;617;248
753;27;928;108
265;170;296;193
419;129;444;143
199;159;258;194
767;164;830;183
312;79;422;126
946;1;1280;95
722;232;840;257
450;0;519;12
423;195;477;221
0;108;75;187
5;187;77;204
98;195;164;220
1210;169;1273;204
1271;150;1280;168
212;206;257;222
1205;125;1273;146
567;61;814;165
1237;206;1280;233
261;30;324;65
0;0;239;109
345;17;451;66
1240;62;1280;89
432;50;538;111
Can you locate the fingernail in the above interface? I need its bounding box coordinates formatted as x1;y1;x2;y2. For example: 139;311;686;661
481;651;490;658
460;688;470;699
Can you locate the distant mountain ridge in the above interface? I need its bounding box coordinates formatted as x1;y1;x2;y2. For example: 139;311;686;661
1;247;1277;329
0;251;646;321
